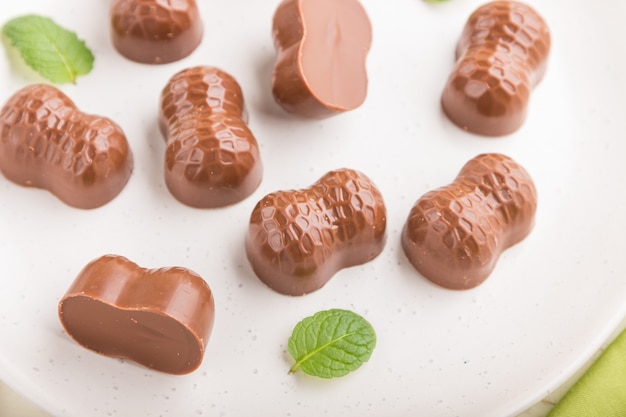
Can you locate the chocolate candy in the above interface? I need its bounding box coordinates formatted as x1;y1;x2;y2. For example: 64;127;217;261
246;168;387;296
401;153;537;290
110;0;203;64
0;84;133;209
441;1;550;136
58;255;215;375
158;66;263;208
271;0;372;118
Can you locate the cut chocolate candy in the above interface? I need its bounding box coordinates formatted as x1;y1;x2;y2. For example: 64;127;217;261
271;0;372;118
58;255;215;375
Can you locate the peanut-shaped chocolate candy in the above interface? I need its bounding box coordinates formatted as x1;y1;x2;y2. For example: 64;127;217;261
0;84;133;209
58;255;215;375
271;0;372;118
110;0;203;64
401;153;536;290
441;1;550;136
246;169;387;296
159;66;263;208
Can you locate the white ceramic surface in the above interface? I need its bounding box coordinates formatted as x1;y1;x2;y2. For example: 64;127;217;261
1;1;625;417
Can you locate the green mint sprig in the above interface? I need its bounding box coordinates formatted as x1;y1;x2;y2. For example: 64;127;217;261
288;309;376;378
2;14;94;84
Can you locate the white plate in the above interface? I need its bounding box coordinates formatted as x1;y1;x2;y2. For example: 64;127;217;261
1;1;625;416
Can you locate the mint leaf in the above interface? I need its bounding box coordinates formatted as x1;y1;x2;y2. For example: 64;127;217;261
2;14;94;84
288;309;376;378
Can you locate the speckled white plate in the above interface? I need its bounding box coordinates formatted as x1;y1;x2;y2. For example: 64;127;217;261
1;1;625;416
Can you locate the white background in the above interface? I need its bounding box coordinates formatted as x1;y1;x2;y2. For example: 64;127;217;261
1;1;625;416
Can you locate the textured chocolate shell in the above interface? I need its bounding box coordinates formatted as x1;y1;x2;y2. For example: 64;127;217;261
158;66;263;208
441;1;550;136
111;0;203;64
401;153;537;290
0;84;133;209
246;168;387;295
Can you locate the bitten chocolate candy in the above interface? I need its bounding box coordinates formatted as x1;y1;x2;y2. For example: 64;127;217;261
0;84;133;209
159;66;263;208
271;0;372;118
401;153;537;290
110;0;203;64
246;169;387;296
441;1;550;136
58;255;215;375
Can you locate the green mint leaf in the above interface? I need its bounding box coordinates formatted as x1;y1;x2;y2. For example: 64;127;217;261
288;309;376;378
2;14;94;84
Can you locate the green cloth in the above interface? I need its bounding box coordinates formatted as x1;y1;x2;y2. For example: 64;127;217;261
547;327;626;417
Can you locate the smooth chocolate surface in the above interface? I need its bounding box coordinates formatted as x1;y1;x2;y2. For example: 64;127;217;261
159;66;263;208
246;168;387;295
111;0;203;64
0;84;133;209
271;0;372;118
58;255;215;375
401;153;537;290
441;1;550;136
